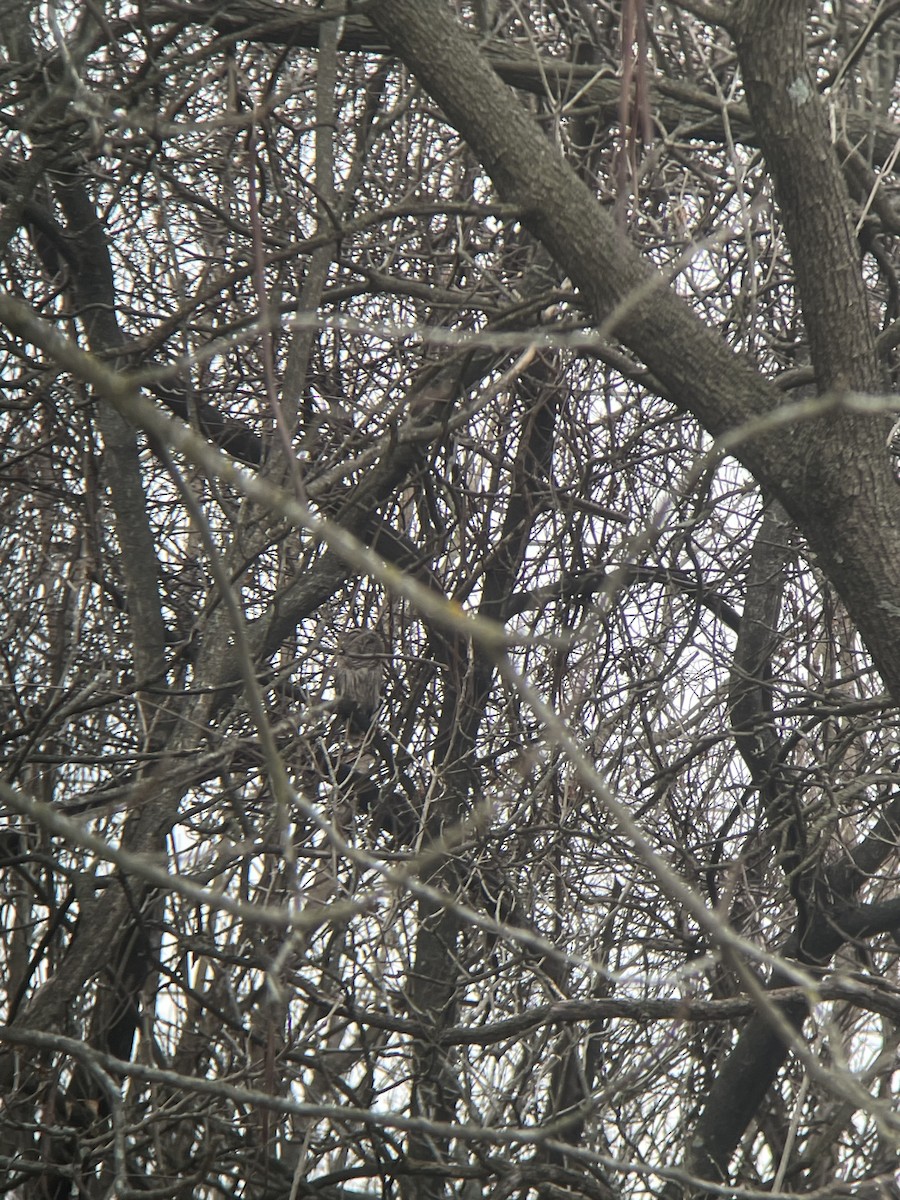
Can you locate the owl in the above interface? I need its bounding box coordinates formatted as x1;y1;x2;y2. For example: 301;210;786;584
333;629;385;729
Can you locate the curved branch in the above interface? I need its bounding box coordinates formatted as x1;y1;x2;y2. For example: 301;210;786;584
367;0;900;713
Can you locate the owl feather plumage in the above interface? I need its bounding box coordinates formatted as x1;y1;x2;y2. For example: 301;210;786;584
333;629;384;729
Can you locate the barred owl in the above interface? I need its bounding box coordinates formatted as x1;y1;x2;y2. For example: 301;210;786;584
333;629;385;729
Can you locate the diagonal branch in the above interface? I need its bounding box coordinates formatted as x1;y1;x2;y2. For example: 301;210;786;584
367;0;900;706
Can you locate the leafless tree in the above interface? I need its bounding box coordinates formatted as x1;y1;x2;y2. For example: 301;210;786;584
1;2;900;1199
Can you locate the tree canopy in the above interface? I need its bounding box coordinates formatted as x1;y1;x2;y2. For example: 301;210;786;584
2;2;900;1197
